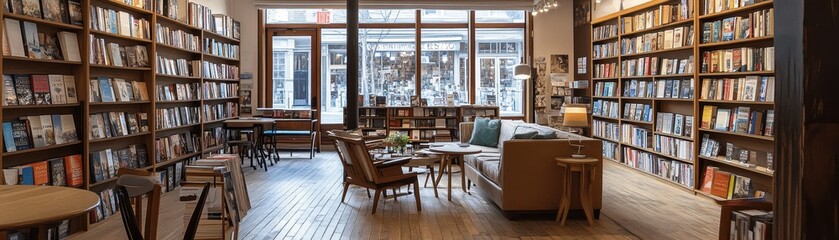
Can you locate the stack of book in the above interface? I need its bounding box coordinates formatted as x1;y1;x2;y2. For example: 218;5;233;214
701;105;773;136
181;155;250;238
700;166;766;199
3;19;81;61
89;6;151;39
89;77;149;102
2;114;78;151
729;209;772;240
2;155;83;187
2;74;79;106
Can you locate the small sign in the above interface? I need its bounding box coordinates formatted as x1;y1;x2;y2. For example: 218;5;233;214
316;11;331;24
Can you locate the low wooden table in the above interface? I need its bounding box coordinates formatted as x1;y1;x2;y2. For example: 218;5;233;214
371;151;443;198
555;157;599;226
429;145;482;201
0;185;100;239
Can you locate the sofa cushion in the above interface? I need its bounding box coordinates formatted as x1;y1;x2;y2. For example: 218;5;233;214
497;120;527;152
512;131;538;139
469;118;501;147
481;161;502;186
464;153;501;173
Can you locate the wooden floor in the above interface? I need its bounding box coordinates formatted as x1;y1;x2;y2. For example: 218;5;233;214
69;152;718;239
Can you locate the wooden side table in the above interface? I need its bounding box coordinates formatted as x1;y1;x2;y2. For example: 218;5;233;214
555;157;599;226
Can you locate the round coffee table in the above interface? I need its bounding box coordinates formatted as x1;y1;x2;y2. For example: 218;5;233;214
0;185;100;237
429;145;482;201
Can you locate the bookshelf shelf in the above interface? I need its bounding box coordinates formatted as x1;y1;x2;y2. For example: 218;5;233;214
2;56;83;65
156;123;201;132
157;99;201;104
2;141;82;157
699;36;775;48
389;116;458;120
698;1;774;20
621;18;695;37
698;99;775;105
203;30;240;43
155;15;201;31
620;45;694;58
203;53;240;62
390;127;456;130
592;135;619;143
695;190;727;201
155;73;201;80
203;117;237;125
699;155;774;177
2;103;81;109
655;98;694;102
89;101;151;106
88;177;119;188
620;118;654;125
155;152;201;169
203;97;240;102
592;36;619;44
90;64;152;71
698;128;775;141
203;78;240;82
155;43;203;55
610;160;694;191
592;56;619;61
89;132;151;143
90;30;153;43
621;97;654;101
592;96;619;100
592;115;620;121
202;145;224;154
654;73;695;78
93;0;154;15
2;13;84;30
698;71;774;77
654;131;694;141
593;77;620;81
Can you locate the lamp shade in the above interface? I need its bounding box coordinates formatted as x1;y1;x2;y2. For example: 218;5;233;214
563;104;589;127
513;63;531;80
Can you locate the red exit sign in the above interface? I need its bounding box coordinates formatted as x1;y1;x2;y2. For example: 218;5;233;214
316;11;331;24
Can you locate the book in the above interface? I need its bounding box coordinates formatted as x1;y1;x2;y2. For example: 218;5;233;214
40;32;62;60
27;161;49;185
64;154;83;187
3;122;16;152
10;120;31;150
15;165;34;185
13;75;33;105
3;168;18;185
48;75;66;104
26;115;46;147
57;31;80;62
40;115;55;145
58;114;77;143
48;158;66;186
711;170;732;198
764;110;774;136
3;75;17;106
68;0;82;25
89;79;101;102
63;75;78;103
701;167;717;193
98;77;115;102
31;75;51;104
714;108;731;131
51;114;64;144
4;18;25;57
21;21;41;58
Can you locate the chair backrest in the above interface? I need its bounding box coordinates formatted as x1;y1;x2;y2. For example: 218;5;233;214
330;133;378;184
116;186;145;240
116;168;161;240
183;183;211;240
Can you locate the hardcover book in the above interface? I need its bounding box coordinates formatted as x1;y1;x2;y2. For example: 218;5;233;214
59;114;77;143
98;77;115;102
27;161;48;185
3;75;17;106
701;167;717;193
63;75;78;103
21;21;41;59
63;154;83;187
4;19;26;57
89;79;101;102
39;115;55;145
2;122;16;152
710;170;732;198
26;115;46;147
20;0;41;18
40;33;62;60
14;75;33;105
48;75;66;104
11;120;31;150
31;75;51;105
48;158;66;186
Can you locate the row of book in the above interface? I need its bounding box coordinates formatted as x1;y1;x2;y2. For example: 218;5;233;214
204;38;239;59
729;209;772;240
594;81;617;97
569;80;589;89
621;56;695;77
156;24;200;51
592;100;619;118
360;108;387;117
592;120;619;141
3;20;81;62
156;56;199;77
157;82;200;101
155;131;199;162
89;145;150;183
89;5;151;40
656;112;694;138
4;0;83;25
203;102;238;122
603;141;618;160
89;111;149;140
699;134;774;173
592;24;617;41
202;126;224;150
360;119;386;129
620;26;694;55
593;63;618;79
6;221;70;239
111;0;152;10
89;36;150;67
2;114;78;151
156;106;199;130
623;103;653;122
701;8;774;44
188;2;240;40
390;107;458;117
620;1;693;34
701;47;774;73
89;77;149;102
156;0;183;20
90;188;118;223
653;135;694;161
700;166;765;200
701;0;769;15
202;61;239;80
2;154;83;187
157;161;186;193
2;74;78;106
593;42;618;59
623;147;694;188
268;109;313;119
700;76;775;102
202;82;237;99
700;105;774;136
387;119;457;128
621;123;651;148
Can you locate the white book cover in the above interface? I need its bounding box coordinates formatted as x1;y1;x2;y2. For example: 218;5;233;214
4;19;25;57
57;32;81;62
673;27;684;48
63;75;78;103
39;114;56;146
60;114;77;143
118;11;131;36
48;75;67;104
108;43;123;66
27;115;46;147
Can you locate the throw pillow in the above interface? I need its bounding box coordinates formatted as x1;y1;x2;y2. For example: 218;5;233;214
532;131;558;139
512;131;538;139
469;118;501;147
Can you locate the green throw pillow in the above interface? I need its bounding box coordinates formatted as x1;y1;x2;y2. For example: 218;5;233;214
469;118;501;147
512;131;538;139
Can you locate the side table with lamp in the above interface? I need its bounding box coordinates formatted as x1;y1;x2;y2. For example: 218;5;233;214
562;104;590;158
555;104;598;225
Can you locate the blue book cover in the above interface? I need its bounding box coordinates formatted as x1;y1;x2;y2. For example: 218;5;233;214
51;115;63;144
2;122;15;152
98;77;115;102
18;166;34;185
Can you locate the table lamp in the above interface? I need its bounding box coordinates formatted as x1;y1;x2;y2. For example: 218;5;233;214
563;104;589;158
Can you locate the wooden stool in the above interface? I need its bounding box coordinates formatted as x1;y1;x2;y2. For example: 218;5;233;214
555;157;599;226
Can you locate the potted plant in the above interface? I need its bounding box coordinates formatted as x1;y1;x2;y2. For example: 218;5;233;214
383;132;410;155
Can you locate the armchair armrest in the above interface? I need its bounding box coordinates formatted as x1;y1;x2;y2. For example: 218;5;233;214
373;157;411;168
459;122;474;143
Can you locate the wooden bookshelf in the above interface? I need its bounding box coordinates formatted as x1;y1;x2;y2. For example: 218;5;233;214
0;0;241;236
588;0;776;200
349;105;498;142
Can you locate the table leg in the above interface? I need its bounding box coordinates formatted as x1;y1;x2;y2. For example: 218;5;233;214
556;166;568;222
429;165;438;198
580;165;595;226
459;155;468;194
434;156;448;190
559;167;572;226
447;156;453;201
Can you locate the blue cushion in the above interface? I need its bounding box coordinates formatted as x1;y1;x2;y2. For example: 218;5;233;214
468;118;501;147
532;131;558;139
512;131;538;139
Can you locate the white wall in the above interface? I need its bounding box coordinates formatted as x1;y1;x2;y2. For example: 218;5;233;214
229;0;260;113
192;0;228;14
533;0;574;80
592;0;651;19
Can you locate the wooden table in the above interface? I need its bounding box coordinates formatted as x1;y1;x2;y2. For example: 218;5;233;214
371;152;443;198
0;185;100;239
429;145;482;201
555;157;599;226
224;117;277;170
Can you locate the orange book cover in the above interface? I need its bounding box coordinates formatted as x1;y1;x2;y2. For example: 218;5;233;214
64;154;84;187
28;161;49;185
711;170;732;198
701;167;717;193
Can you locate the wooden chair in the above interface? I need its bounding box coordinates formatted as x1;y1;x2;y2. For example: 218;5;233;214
116;182;211;240
330;132;421;214
715;199;773;240
115;168;162;240
223;122;266;171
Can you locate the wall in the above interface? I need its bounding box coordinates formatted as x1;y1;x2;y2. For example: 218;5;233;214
229;0;260;113
533;0;575;79
192;0;228;14
591;0;650;19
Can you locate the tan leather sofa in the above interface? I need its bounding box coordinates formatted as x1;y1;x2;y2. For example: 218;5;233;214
459;120;603;215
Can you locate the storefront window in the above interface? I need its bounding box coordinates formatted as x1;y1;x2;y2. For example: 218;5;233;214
421;10;468;23
475;10;525;23
271;36;312;109
476;28;525;116
266;9;347;23
360;10;416;23
321;29;348;124
420;29;469;106
359;29;417;106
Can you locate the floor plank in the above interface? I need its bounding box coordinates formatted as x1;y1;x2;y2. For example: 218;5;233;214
68;151;717;239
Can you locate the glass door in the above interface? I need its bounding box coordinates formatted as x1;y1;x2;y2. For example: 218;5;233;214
267;30;318;110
